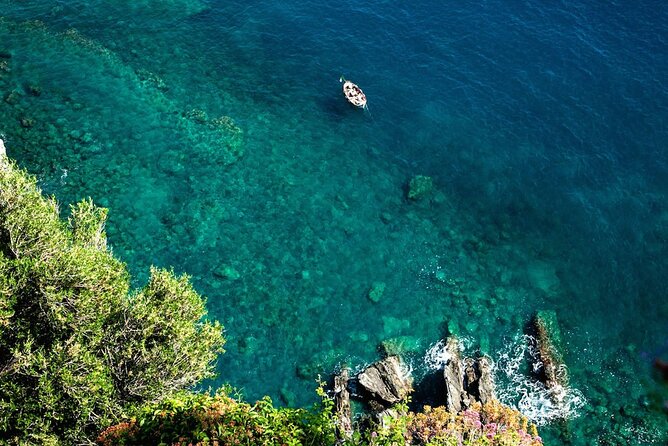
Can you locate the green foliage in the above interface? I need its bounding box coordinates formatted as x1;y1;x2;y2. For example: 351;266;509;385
0;159;225;444
69;198;109;250
105;267;224;404
97;388;337;446
98;394;544;446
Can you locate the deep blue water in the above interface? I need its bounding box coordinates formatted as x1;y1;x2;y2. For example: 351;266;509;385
1;0;668;443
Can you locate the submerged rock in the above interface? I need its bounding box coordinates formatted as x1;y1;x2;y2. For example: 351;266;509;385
379;336;422;357
367;281;386;303
26;83;42;96
407;175;434;201
5;89;20;105
357;355;412;406
527;261;560;294
213;264;240;281
333;368;353;439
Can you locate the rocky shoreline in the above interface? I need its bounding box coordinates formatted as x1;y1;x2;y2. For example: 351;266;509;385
329;311;569;443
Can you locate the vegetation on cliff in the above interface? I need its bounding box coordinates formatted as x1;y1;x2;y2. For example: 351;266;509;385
0;157;224;444
97;393;543;446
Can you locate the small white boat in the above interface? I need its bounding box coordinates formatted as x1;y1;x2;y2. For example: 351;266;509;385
340;77;367;108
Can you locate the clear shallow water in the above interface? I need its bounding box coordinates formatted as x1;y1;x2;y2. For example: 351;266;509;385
1;0;668;443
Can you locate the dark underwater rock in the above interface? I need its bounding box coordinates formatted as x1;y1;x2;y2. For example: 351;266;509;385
357;355;412;406
367;281;386;303
407;175;434;201
20;117;34;128
379;336;422;357
25;83;42;96
5;89;20;105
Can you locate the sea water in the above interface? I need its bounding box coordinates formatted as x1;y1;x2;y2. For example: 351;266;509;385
1;0;667;443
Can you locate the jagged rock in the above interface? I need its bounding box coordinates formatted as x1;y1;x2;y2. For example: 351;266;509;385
443;337;466;413
533;310;568;401
333;368;352;439
477;356;496;404
443;337;497;413
462;356;496;405
358;355;412;405
463;357;478;401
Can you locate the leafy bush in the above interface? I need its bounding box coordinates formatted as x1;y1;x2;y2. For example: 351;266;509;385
0;158;225;444
98;394;543;446
96;388;337;446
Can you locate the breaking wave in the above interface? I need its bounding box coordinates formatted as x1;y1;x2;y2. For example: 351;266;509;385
423;339;451;370
495;333;586;425
423;336;476;371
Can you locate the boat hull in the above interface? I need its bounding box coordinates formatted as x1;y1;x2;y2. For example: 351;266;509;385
342;80;367;108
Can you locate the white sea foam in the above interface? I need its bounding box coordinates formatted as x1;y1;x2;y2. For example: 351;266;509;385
495;333;586;425
423;339;451;370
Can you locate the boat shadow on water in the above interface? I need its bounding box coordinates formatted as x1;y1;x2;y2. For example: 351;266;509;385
318;94;369;123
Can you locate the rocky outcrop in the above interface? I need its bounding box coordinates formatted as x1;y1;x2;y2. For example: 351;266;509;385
533;311;568;402
357;355;412;406
333;368;352;439
443;337;466;412
0;139;5;157
476;356;496;404
443;337;496;413
462;356;496;405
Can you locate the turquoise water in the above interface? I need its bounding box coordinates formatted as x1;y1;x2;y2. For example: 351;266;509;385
2;1;668;443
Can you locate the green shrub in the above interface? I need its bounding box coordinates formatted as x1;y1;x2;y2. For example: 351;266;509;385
96;388;337;446
0;159;225;444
